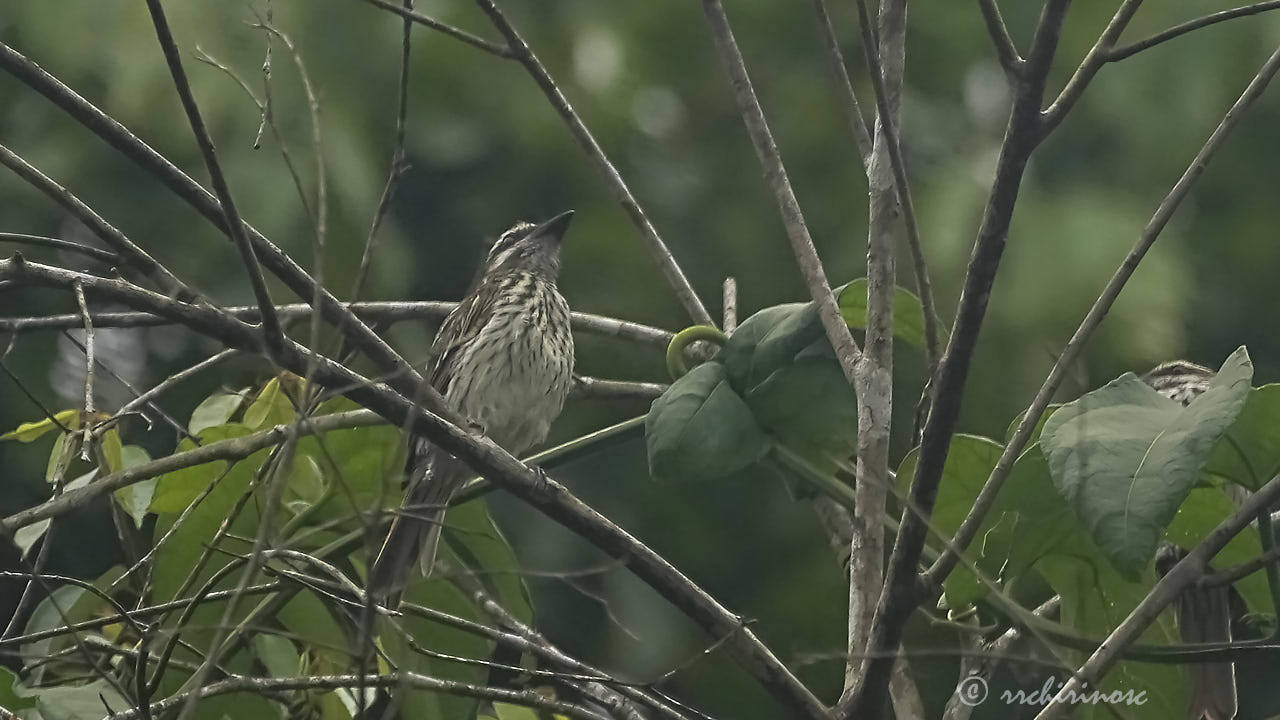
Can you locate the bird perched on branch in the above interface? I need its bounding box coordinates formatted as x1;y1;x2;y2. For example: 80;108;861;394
369;211;576;602
1144;360;1239;720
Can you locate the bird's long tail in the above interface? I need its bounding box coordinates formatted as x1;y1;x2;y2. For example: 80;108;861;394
368;456;465;603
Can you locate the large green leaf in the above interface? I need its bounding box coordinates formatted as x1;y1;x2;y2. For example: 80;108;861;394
189;391;245;435
745;349;857;476
150;425;253;512
243;376;297;430
442;499;534;625
0;667;35;711
645;362;770;482
837;278;948;347
1040;347;1253;579
1206;383;1280;490
718;302;822;392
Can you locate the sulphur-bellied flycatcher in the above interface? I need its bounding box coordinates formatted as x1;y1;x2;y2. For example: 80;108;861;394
369;211;576;600
1145;360;1239;720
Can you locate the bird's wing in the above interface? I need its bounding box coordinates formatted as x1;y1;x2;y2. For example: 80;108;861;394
426;278;499;392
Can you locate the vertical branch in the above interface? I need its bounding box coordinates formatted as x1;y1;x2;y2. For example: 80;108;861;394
839;2;1073;717
698;0;863;381
73;281;95;459
843;0;904;705
722;277;738;332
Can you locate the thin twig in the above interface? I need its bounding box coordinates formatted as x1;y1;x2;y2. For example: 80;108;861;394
0;232;118;264
113;349;237;421
143;0;284;357
1108;1;1280;62
977;0;1023;80
722;277;738;332
354;0;514;57
72;281;94;457
811;0;874;166
472;0;716;327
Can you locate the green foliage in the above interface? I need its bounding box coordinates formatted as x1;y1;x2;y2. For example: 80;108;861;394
1040;347;1253;579
646;362;770;482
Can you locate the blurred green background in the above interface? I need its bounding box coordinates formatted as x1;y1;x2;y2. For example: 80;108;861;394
2;1;1279;717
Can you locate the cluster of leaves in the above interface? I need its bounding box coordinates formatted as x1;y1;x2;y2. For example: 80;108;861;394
2;375;537;720
646;279;939;487
647;294;1280;719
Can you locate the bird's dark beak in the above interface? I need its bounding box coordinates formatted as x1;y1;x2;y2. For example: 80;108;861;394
532;210;574;242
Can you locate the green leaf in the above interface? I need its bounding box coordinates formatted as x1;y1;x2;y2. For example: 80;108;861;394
254;634;300;677
837;278;948;347
0;667;36;711
1040;347;1253;579
718;303;822;391
45;431;78;484
645;362;770;482
1;409;80;442
150;425;253;512
493;703;541;720
190;391;245;435
1206;383;1280;490
747;353;856;475
441;498;534;625
13;519;51;558
100;427;124;472
114;445;155;528
24;679;129;720
244;377;296;430
286;453;326;508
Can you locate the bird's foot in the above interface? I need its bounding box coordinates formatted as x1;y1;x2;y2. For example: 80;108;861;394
531;465;550;494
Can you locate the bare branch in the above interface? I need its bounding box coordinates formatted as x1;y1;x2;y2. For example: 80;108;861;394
1109;1;1280;62
839;2;1073;716
927;33;1280;590
722;276;738;332
472;0;716;327
699;0;863;385
113;349;237;421
571;375;667;400
72;281;95;456
811;0;874;165
355;0;514;58
143;0;284;358
0;232;119;264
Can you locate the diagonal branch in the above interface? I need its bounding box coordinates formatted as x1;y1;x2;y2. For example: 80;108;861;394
1108;1;1280;62
699;0;862;382
471;0;716;328
354;0;514;58
143;0;284;357
811;0;874;166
